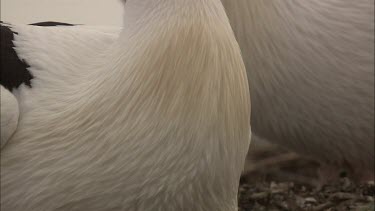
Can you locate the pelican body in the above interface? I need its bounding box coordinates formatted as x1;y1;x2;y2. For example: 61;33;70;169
0;0;250;210
221;0;374;178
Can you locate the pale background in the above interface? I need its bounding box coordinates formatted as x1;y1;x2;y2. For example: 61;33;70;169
1;0;124;26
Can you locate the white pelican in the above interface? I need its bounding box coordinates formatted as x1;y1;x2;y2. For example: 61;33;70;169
221;0;374;181
0;0;251;210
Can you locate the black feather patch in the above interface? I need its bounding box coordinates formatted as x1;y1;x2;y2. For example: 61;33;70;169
0;22;33;91
30;21;75;27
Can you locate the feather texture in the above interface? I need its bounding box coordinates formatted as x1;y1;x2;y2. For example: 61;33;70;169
1;0;250;210
0;85;19;147
221;0;374;177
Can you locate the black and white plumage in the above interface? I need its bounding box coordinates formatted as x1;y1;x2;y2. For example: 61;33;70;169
1;0;251;210
0;21;78;91
1;21;30;147
0;21;120;90
0;21;121;148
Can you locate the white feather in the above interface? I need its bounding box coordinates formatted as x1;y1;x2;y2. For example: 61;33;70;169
1;85;19;148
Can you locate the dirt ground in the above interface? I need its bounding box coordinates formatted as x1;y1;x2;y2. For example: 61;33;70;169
238;146;374;211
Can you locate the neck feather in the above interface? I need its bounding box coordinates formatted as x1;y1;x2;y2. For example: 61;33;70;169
80;0;250;205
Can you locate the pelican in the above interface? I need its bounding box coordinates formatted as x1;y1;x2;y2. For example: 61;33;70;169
0;0;251;210
221;0;374;181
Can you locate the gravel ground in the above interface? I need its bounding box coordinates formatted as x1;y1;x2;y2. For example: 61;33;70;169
238;146;374;210
238;177;374;211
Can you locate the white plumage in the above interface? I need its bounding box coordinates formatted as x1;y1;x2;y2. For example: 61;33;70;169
1;0;251;210
0;85;19;147
220;0;374;180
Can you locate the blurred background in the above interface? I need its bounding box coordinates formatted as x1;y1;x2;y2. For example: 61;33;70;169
1;0;124;25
